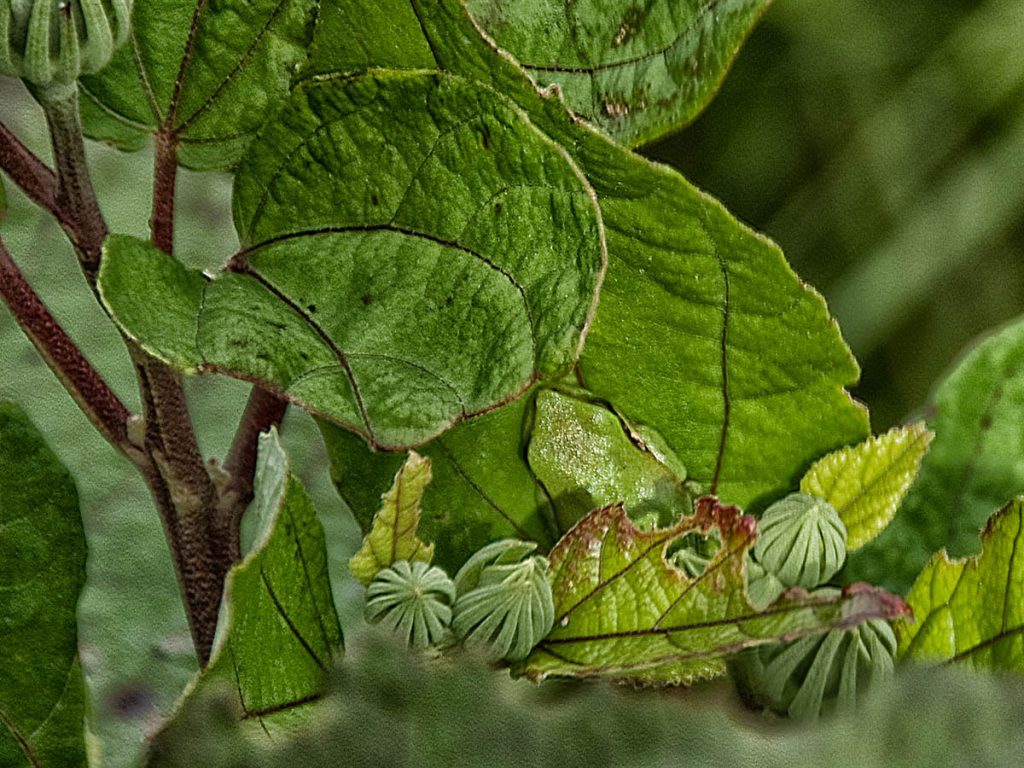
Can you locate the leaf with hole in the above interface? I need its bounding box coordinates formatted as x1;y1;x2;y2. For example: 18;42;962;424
520;498;910;684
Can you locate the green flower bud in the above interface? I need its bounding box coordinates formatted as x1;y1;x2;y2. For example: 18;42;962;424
754;493;847;589
365;560;456;651
731;591;897;719
1;0;131;88
452;539;555;662
745;556;786;610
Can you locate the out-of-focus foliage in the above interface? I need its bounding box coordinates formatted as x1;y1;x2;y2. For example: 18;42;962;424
648;0;1024;430
848;316;1024;592
146;628;1024;768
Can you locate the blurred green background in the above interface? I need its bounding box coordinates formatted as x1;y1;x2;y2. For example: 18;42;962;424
1;0;1023;764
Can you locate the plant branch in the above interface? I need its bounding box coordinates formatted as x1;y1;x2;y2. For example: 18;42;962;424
218;386;289;560
0;120;71;230
0;236;141;462
33;87;108;278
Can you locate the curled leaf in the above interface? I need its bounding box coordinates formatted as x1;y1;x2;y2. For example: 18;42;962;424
349;452;434;586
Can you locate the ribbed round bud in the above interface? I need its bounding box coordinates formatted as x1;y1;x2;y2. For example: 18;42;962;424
452;539;555;662
754;493;847;589
365;560;456;651
731;593;897;719
1;0;131;88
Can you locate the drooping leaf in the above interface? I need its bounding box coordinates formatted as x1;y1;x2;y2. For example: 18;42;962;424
527;387;691;532
320;392;557;572
521;498;909;684
464;0;772;147
159;428;343;745
898;497;1024;670
79;0;318;169
328;0;870;511
848;318;1024;592
800;424;933;551
0;403;88;768
349;452;435;586
99;69;606;449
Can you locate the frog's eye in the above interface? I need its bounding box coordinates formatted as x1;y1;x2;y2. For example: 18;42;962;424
365;560;456;651
451;539;555;662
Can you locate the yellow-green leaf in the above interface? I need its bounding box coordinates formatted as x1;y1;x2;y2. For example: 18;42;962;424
801;424;933;550
349;453;436;586
899;498;1024;670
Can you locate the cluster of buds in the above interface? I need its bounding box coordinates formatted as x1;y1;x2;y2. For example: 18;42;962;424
1;0;130;93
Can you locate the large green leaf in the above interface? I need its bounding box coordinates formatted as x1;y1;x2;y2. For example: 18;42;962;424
464;0;772;147
899;497;1024;670
348;452;435;586
0;403;88;767
521;498;909;684
314;0;869;513
79;0;318;170
157;429;343;747
848;317;1024;592
320;392;557;572
99;69;606;449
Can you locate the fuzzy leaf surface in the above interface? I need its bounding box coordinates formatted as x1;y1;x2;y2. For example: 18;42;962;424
522;499;910;684
801;424;933;550
527;387;691;532
0;404;87;767
99;69;605;449
899;498;1024;671
156;429;343;747
79;0;318;169
849;318;1024;592
314;0;869;511
465;0;772;147
349;452;435;585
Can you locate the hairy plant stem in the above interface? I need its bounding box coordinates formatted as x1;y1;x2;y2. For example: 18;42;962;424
133;128;227;664
219;386;289;560
33;84;109;278
0;236;141;461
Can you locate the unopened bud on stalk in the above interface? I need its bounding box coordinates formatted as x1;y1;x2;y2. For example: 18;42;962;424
1;0;131;94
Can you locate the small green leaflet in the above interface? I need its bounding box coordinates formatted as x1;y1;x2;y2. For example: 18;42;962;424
899;497;1024;670
527;387;691;532
79;0;318;169
800;424;933;550
465;0;773;147
521;498;910;684
0;403;88;768
157;429;343;746
848;317;1024;592
349;452;435;586
320;393;557;573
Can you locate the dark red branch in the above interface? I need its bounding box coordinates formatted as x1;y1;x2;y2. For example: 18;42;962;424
219;386;289;559
0;237;138;459
0;120;75;232
151;131;179;255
